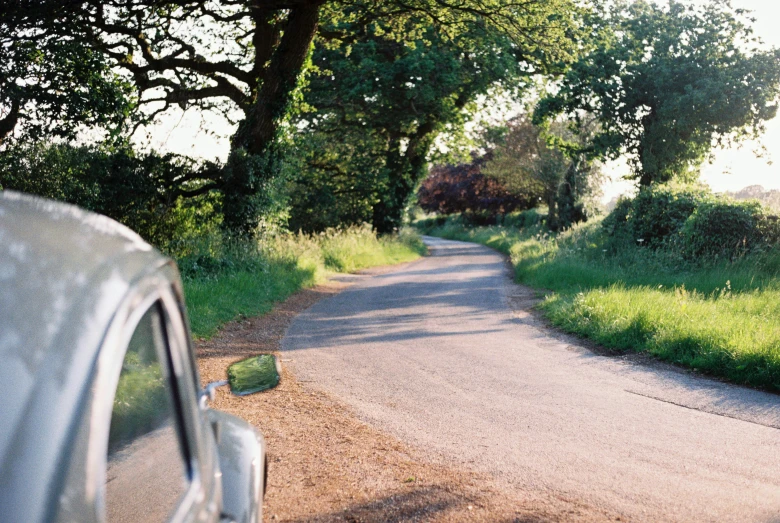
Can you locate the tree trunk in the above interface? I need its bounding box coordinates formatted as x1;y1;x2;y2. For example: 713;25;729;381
233;3;320;155
372;136;408;234
546;191;558;231
638;112;658;186
222;2;321;236
372;124;436;234
0;99;20;145
556;160;577;229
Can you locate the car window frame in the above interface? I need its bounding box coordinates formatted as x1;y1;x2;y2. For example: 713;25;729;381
86;272;207;523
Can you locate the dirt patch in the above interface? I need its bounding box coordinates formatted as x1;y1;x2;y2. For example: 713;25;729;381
197;279;621;523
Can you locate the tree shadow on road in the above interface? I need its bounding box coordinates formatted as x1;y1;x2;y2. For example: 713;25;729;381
281;484;547;523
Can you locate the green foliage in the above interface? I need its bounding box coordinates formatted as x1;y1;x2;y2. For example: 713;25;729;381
542;285;780;390
602;183;780;259
500;209;547;230
328;0;585;67
415;208;546;233
285;127;387;233
679;200;769;259
293;0;584;233
602;184;708;248
483;115;604;230
0;142;220;249
219;148;288;238
18;0;581;234
535;0;780;186
484;116;567;203
318;225;427;272
302;19;523;232
0;1;132;143
183;226;426;338
420;218;780;390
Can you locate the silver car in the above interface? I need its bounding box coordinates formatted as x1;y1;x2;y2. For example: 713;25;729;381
0;191;273;523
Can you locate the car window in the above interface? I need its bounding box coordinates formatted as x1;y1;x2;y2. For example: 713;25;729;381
104;303;189;523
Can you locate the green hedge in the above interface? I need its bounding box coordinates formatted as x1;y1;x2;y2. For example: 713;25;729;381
602;183;780;259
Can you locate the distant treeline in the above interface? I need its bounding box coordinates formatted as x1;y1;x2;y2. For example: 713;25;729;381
725;185;780;213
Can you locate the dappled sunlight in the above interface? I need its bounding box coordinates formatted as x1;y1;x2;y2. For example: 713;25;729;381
185;228;425;338
283;235;780;523
283;240;520;351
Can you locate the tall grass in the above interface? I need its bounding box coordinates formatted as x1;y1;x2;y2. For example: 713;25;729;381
179;225;426;338
421;217;780;390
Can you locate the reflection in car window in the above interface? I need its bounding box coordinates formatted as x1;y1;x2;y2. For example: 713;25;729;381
105;304;189;523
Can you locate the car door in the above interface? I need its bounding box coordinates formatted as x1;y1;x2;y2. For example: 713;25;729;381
103;299;193;522
94;273;220;523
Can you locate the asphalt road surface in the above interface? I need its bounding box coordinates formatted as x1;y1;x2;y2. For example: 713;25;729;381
282;236;780;522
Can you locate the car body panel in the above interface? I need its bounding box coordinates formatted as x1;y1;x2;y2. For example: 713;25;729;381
0;191;168;523
0;191;265;523
207;410;266;523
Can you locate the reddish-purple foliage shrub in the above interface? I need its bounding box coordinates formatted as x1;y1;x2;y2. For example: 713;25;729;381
417;155;539;216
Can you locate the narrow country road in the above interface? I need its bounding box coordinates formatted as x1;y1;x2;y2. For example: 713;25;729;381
282;236;780;522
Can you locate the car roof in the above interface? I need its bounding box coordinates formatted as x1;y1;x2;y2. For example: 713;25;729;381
0;191;172;510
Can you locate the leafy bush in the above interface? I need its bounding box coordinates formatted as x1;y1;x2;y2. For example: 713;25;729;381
414;209;546;235
500;208;546;229
417;155;539;217
283;128;388;234
413;215;450;234
0;141;220;249
601;183;780;260
680;200;769;259
602;184;708;248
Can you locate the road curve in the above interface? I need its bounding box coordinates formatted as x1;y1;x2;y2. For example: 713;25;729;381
282;236;780;522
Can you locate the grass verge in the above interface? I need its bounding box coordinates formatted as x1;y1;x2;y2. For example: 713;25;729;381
418;217;780;391
179;226;426;339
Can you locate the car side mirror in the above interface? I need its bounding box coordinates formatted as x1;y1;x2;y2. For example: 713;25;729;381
200;354;281;408
227;354;281;396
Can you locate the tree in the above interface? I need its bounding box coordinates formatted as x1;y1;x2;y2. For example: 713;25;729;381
301;20;514;231
417;154;538;217
0;141;220;247
534;0;780;187
483;115;602;229
0;1;131;144
33;0;581;234
727;185;780;212
484;116;566;223
2;0;583;233
284;125;388;232
294;2;582;232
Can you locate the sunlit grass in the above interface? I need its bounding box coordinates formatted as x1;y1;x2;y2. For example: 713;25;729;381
421;218;780;390
181;226;426;339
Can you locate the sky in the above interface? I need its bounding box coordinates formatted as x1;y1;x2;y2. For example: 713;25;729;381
143;0;780;201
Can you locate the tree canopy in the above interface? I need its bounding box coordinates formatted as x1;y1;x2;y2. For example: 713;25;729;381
534;0;780;186
295;15;526;231
288;0;584;232
482;115;603;229
0;0;582;234
0;0;131;144
4;0;780;241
